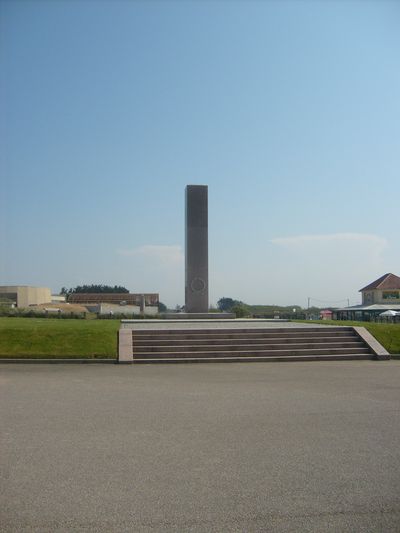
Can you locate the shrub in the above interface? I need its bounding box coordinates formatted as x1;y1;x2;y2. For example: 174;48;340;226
231;303;251;318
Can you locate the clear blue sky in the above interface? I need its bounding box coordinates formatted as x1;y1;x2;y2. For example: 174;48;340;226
1;0;399;308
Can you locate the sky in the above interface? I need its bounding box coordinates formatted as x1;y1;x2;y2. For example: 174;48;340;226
1;0;400;308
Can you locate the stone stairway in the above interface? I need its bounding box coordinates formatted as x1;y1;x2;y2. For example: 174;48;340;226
119;326;388;363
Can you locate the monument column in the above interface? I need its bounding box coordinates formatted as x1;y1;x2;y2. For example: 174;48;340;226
185;185;208;313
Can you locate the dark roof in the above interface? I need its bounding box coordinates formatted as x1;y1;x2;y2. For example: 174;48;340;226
359;273;400;292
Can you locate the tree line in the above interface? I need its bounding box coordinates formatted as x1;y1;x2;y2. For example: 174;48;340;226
60;285;129;295
217;297;323;318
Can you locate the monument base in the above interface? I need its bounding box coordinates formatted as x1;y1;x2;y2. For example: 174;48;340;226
161;312;236;320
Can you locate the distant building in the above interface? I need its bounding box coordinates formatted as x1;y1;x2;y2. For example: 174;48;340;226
333;273;400;321
320;309;333;320
360;273;400;305
51;294;66;303
0;286;52;308
67;293;159;315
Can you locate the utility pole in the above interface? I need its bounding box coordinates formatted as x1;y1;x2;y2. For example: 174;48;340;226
307;297;310;309
347;298;350;308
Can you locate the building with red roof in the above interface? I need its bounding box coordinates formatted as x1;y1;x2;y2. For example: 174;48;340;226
360;273;400;305
333;273;400;321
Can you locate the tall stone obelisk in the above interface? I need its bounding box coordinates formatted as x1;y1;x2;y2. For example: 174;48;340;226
185;185;208;313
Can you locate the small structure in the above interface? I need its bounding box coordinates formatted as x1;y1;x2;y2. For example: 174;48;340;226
0;286;52;308
51;294;66;303
333;273;400;321
320;309;333;320
67;293;159;315
360;273;400;305
34;302;88;314
333;304;400;321
378;309;400;323
379;310;400;317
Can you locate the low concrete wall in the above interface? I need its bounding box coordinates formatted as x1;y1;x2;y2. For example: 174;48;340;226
85;304;159;315
353;327;390;360
118;329;133;363
162;313;236;319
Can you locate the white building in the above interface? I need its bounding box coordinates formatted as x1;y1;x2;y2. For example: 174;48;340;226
0;286;52;308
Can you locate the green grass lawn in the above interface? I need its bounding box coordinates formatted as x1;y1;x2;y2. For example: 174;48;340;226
1;317;399;359
0;318;120;358
294;319;400;355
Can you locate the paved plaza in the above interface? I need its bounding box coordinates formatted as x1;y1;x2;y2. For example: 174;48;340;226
1;361;400;532
120;318;331;330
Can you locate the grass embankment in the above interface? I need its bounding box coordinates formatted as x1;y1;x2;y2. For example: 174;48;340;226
295;319;400;355
0;318;119;358
1;317;399;359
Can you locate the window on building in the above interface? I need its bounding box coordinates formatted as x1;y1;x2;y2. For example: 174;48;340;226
382;291;400;299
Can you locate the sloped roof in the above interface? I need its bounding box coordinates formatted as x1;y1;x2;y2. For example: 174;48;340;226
359;273;400;292
68;293;159;305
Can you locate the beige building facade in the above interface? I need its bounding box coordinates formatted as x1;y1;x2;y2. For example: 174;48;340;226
360;273;400;305
0;286;52;308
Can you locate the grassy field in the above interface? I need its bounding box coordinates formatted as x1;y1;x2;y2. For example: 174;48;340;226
295;319;400;355
0;317;399;359
0;318;120;358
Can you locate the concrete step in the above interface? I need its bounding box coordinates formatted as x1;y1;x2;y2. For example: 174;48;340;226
131;354;373;364
119;325;385;364
132;326;353;337
133;347;371;359
135;341;366;353
133;332;356;342
134;336;361;347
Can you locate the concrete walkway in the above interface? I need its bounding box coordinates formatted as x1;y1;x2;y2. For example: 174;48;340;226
121;318;337;331
1;361;400;532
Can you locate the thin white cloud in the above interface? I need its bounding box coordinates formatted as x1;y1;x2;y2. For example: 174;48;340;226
271;232;388;251
117;245;184;266
264;232;389;305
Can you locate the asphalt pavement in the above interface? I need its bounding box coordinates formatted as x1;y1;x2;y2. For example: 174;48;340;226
1;361;400;532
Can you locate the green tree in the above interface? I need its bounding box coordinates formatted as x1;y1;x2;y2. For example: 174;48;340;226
63;284;129;295
231;302;251;318
158;302;167;312
217;297;237;312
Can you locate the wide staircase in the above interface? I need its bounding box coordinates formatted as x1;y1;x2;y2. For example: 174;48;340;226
129;326;376;363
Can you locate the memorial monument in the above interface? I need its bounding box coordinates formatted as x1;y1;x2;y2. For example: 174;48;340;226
159;184;234;319
185;185;208;313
